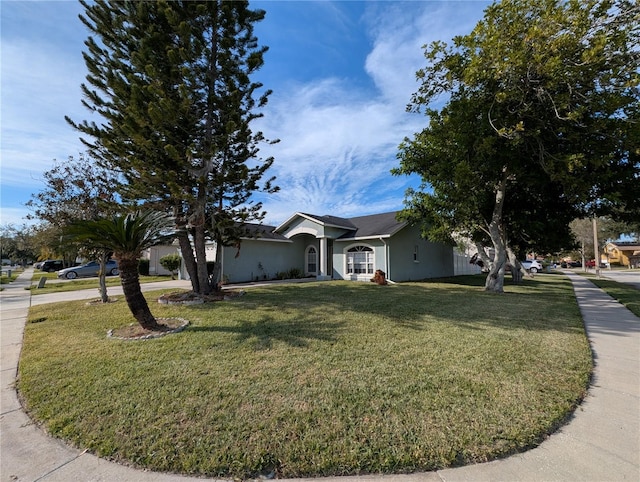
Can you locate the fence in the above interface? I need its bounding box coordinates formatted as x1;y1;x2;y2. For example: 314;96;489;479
453;251;482;276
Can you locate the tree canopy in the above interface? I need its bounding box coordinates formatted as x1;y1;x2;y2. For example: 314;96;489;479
395;0;639;292
67;0;277;295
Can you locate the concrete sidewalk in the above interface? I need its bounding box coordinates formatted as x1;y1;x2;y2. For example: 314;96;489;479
1;269;638;481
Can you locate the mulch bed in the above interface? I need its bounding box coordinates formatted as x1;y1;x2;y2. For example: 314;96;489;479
108;318;190;340
107;290;245;340
157;289;245;305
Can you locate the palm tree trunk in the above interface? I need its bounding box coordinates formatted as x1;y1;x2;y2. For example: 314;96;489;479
117;257;160;330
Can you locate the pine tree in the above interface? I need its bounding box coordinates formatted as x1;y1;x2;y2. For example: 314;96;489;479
67;0;277;295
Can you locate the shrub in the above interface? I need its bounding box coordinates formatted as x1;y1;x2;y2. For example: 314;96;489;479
138;258;150;276
159;254;182;280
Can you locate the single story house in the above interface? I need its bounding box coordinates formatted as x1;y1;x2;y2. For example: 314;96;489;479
146;211;480;283
604;241;640;268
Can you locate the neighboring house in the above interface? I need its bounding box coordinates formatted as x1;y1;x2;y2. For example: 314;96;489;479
144;244;182;276
604;241;640;268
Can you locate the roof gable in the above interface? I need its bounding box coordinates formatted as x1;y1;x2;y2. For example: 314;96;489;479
272;211;407;240
607;241;640;250
275;212;355;233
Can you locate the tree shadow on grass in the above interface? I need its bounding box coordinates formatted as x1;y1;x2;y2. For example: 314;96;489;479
169;276;584;346
186;316;345;350
329;280;581;333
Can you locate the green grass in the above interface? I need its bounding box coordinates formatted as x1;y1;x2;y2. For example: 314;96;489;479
579;273;640;317
1;273;18;284
18;275;592;479
29;273;173;294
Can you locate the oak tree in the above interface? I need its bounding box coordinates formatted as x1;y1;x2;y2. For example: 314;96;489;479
395;0;639;292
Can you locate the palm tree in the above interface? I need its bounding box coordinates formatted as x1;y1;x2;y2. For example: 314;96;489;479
65;210;177;330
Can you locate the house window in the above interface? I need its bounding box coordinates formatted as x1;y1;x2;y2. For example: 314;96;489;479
413;245;419;262
347;246;373;274
306;246;317;275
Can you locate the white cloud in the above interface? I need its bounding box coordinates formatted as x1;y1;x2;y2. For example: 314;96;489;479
0;0;490;227
255;75;424;225
1;37;87;187
256;2;491;225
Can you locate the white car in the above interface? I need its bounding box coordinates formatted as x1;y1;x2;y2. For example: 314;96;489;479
521;260;543;273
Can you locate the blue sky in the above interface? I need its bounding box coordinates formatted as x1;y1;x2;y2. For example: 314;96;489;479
1;0;491;227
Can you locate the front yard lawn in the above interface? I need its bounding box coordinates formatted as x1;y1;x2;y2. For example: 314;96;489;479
18;276;592;479
29;273;172;295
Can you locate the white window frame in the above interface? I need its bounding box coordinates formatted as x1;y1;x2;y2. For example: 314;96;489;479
413;245;419;263
305;245;317;275
346;245;374;275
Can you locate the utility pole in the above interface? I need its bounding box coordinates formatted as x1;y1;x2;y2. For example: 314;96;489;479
592;217;600;279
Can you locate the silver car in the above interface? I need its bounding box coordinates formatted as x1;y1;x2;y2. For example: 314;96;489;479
57;260;119;279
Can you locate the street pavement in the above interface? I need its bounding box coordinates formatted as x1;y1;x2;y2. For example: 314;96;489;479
1;269;638;482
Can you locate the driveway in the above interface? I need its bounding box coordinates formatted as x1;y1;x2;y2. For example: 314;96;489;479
599;269;640;289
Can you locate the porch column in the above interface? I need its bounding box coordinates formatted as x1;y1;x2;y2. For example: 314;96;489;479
318;237;329;280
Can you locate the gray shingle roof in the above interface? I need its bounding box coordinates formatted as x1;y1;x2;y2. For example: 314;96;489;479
240;223;289;241
337;211;406;239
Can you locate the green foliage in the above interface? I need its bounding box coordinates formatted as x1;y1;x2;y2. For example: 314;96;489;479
159;254;181;279
138;258;150;276
65;211;177;259
64;210;178;328
0;224;38;265
67;0;278;294
274;268;303;280
396;0;639;291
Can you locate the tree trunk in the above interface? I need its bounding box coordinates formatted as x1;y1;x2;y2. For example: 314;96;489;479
210;240;224;291
117;257;160;330
98;251;109;303
485;169;509;293
177;231;199;291
194;184;213;295
194;222;212;295
474;242;491;269
506;245;523;285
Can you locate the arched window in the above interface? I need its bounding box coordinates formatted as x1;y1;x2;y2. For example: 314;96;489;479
347;246;373;274
306;246;317;275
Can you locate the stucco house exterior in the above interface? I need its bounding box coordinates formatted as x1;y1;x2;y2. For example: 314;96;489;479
146;211;480;284
217;211;481;283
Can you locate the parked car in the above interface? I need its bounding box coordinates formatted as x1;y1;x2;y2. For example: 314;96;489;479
521;259;543;273
560;260;582;268
41;260;64;272
585;259;596;268
57;260;119;279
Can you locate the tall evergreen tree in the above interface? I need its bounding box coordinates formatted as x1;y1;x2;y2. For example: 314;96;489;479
67;0;277;295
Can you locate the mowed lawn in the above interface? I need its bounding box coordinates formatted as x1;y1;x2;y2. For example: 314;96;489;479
18;275;592;479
